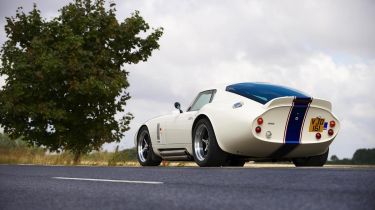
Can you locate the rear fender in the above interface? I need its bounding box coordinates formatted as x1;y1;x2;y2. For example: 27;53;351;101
195;99;264;154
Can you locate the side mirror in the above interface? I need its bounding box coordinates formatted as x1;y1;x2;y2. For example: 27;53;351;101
174;102;183;113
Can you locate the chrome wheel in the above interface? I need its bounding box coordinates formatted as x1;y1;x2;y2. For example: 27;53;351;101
194;124;210;161
138;132;149;162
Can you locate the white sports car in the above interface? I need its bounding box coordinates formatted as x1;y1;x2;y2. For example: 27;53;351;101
135;82;340;167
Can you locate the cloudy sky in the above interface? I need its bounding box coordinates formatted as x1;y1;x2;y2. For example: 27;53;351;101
0;0;374;158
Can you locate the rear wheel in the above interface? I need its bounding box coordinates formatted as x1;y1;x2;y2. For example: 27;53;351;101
292;149;329;167
137;127;162;166
224;158;246;167
192;118;227;167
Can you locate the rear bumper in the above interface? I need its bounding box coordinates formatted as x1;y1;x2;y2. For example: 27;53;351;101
222;136;334;159
268;140;333;158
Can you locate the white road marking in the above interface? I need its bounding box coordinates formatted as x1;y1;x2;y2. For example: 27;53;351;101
52;177;163;184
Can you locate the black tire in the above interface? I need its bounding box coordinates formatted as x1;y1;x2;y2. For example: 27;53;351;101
137;126;162;166
192;118;227;167
292;149;329;167
224;157;246;167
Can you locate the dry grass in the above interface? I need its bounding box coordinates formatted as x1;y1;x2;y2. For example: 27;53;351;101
0;135;194;167
0;134;140;166
0;147;197;167
0;146;199;167
0;148;140;166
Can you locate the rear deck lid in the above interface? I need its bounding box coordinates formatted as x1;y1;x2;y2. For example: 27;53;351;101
253;97;339;144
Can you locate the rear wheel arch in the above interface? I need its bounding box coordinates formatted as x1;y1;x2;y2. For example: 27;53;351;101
192;114;221;146
192;114;231;155
192;114;211;138
191;117;228;166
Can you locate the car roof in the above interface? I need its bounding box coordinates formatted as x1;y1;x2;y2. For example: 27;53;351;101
225;82;310;104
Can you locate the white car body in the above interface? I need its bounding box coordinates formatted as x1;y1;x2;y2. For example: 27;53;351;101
135;83;340;163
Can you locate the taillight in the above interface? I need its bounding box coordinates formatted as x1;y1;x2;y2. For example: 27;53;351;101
330;120;336;128
257;117;263;125
316;132;321;139
328;129;334;136
255;126;261;133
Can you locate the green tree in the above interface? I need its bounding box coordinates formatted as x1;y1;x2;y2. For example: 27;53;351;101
330;155;339;162
0;0;163;163
352;148;375;164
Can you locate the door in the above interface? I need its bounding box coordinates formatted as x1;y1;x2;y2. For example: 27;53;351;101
166;90;216;144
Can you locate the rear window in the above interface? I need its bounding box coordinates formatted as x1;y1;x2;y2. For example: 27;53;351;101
226;83;309;104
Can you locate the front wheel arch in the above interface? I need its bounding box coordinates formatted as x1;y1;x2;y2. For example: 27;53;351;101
134;125;147;147
136;126;162;166
137;124;160;158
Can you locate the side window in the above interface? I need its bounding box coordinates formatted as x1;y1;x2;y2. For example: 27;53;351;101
189;90;216;111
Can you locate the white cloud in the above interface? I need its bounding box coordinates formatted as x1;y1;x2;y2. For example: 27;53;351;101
1;0;374;158
115;0;375;158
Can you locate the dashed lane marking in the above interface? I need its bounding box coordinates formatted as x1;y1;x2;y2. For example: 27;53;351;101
52;177;163;184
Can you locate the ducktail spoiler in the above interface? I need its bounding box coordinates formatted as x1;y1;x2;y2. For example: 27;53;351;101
265;97;332;111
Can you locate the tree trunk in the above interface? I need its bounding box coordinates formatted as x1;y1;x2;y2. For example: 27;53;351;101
73;151;81;165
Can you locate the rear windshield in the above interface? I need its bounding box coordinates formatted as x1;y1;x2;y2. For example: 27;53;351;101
226;83;309;104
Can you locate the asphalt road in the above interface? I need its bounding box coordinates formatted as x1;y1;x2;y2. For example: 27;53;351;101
0;165;374;210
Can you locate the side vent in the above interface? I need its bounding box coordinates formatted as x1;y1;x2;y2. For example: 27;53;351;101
159;148;192;161
157;123;160;140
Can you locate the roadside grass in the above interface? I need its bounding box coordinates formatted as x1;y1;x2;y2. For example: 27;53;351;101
0;133;193;166
0;133;139;166
0;146;139;166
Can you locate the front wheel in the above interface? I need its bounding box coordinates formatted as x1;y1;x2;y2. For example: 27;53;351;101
137;127;162;166
292;149;329;167
192;118;227;167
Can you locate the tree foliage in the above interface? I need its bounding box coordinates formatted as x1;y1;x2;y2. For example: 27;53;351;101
0;0;163;162
352;148;375;164
329;148;375;165
330;155;339;162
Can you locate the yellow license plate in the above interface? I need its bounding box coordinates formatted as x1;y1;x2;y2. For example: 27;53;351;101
309;118;325;132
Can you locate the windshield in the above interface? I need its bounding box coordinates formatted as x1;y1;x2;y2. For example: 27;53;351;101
226;83;310;104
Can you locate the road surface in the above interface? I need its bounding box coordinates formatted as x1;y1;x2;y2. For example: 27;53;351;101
0;165;374;210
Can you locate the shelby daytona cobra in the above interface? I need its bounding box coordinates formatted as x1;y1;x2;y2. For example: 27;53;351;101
135;82;340;167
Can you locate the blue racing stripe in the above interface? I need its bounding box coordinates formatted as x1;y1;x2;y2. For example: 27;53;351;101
284;97;312;144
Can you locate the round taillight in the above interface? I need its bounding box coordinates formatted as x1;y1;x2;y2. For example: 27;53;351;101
255;126;261;133
330;120;336;128
316;132;321;139
328;129;334;136
257;117;263;125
